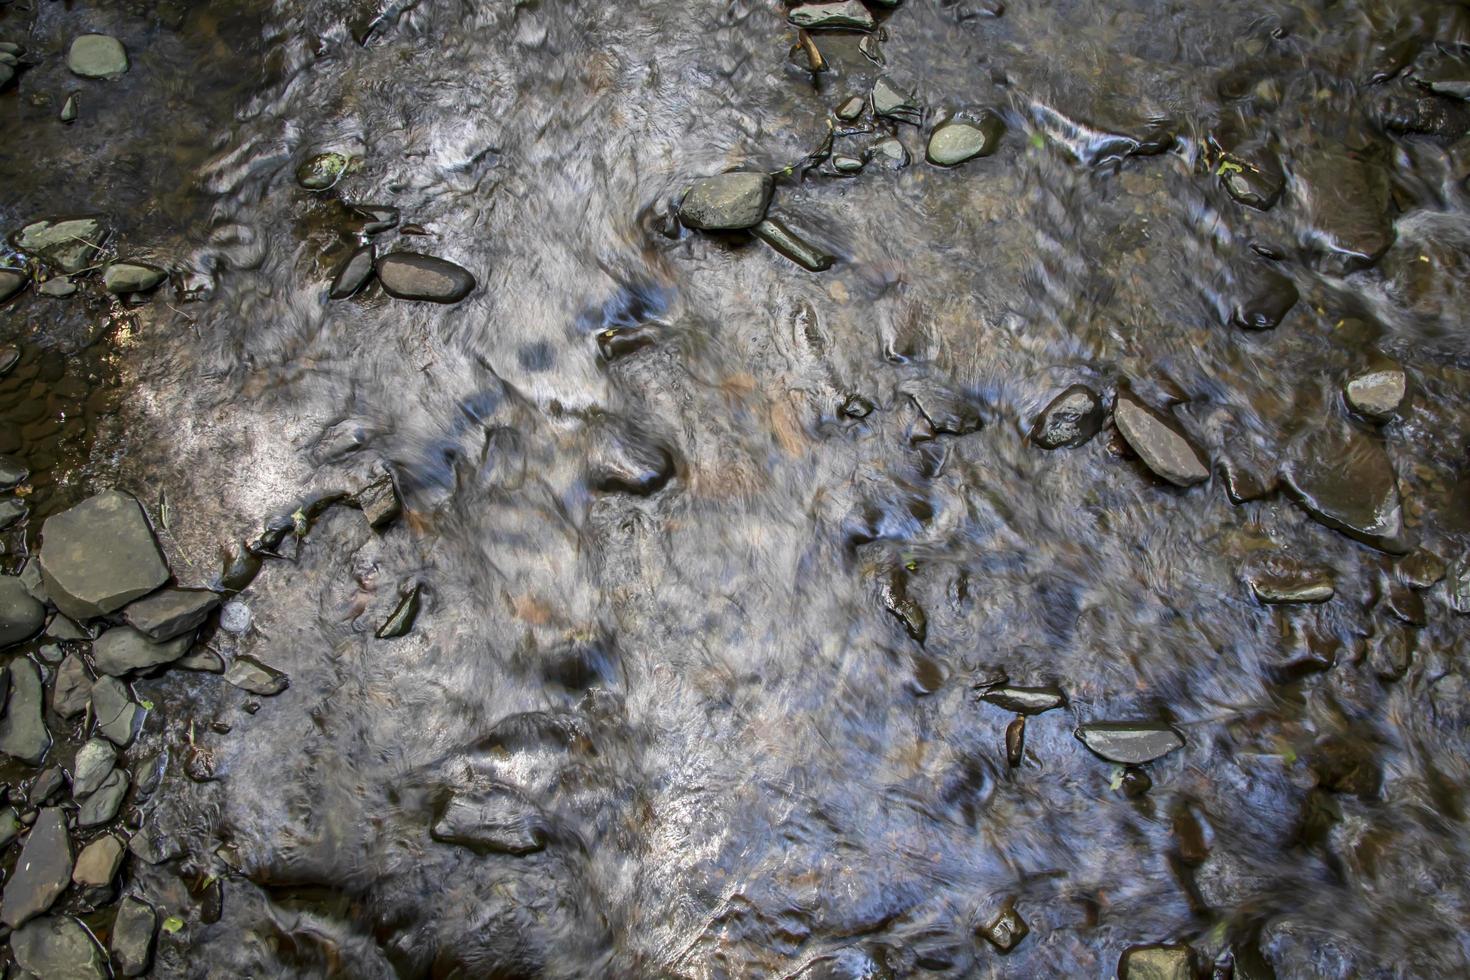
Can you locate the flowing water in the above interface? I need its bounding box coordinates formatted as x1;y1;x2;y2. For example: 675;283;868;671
4;0;1470;976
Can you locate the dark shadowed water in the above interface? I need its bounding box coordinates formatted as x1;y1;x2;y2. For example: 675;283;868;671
4;0;1470;976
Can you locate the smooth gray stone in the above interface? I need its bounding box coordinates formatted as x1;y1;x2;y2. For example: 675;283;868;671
1113;390;1209;487
375;252;475;303
329;244;375;299
11;914;108;979
39;490;170;620
11;215;108;274
111;895;159;976
77;767;128;827
0;808;72;927
71;834;124;890
981;684;1066;715
92;675;145;747
72;738;116;798
788;1;875;30
53;653;93;718
123;587;219;641
92;625;194;676
0;658;51;765
927;115;1004;165
0;268;25;303
67;34;129;78
224;654;288;695
103;261;167;294
0;574;45;647
678;172;773;231
1075;722;1185;764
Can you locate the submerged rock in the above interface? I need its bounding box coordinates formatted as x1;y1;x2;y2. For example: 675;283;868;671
981;684;1066;714
872;77;923;124
678;172;774;231
1230;267;1298;330
1;808;72;927
375;252;476;303
1398;549;1445;589
1075;722;1185;764
329;244;375;299
348;203;400;235
0;658;51;765
352;474;401;530
927;114;1005;165
866;136;909;169
77;767;128;827
1030;385;1103;449
1119;944;1193;980
39;490;170;621
1281;429;1405;552
92;676;146;747
67;34;128;78
1295;152;1394;272
752;217;834;272
1112;391;1209;487
1220;153;1284;210
93;625;194;676
880;571;927;644
11;915;108;979
978;901;1029;953
72;738;117;798
53;653;93;718
224;654;289;696
0;267;25;303
124;587;220;641
432;786;550;854
1447;560;1470;614
1344;361;1406;421
1005;717;1025;768
376;584;423;639
1245;559;1335;604
788;1;875;30
906;381;982;438
111;896;159;977
11;216;109;274
103;262;167;294
0;573;45;647
587;425;675;496
296;152;349;191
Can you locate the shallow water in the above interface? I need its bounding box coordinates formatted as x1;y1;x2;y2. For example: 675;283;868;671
4;0;1470;976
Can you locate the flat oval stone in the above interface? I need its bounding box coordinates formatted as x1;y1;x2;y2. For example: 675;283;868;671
1113;390;1209;487
103;261;166;294
67;35;128;79
375;252;476;303
678;172;774;231
1075;722;1185;764
788;1;875;31
92;625;194;676
1344;362;1406;421
329;244;375;299
927;115;1005;166
981;684;1066;715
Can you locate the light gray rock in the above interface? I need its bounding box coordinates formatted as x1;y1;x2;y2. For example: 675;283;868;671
71;834;124;890
92;676;145;747
788;1;874;30
72;738;117;798
77;768;128;827
39;490;170;620
67;34;129;78
92;625;194;676
11;216;108;274
124;586;219;641
678;172;774;231
224;654;288;696
1344;362;1406;421
53;652;93;718
1113;390;1209;487
927;115;1005;165
103;261;167;294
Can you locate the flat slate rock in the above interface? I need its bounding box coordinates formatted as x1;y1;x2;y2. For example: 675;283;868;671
1075;722;1185;764
123;587;220;641
980;684;1066;715
111;896;160;977
224;654;289;695
77;768;128;828
53;652;94;718
0;268;26;303
679;172;774;231
92;675;145;747
1113;390;1209;487
71;834;124;889
72;738;117;797
0;573;45;647
1030;385;1103;449
1295;152;1394;272
67;34;128;78
11;215;108;274
0;658;51;765
1;808;73;927
432;786;549;854
103;261;166;294
375;252;475;303
11;914;109;980
39;490;170;620
93;625;194;676
1281;429;1406;552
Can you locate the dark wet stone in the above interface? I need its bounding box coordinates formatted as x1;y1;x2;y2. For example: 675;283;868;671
175;646;226;672
1219;151;1284;210
0;345;20;376
0;807;18;847
1295;153;1395;272
588;426;675;496
927;114;1004;165
0;574;45;647
93;625;194;676
1230;938;1279;980
375;252;476;303
1244;557;1335;604
77;767;128;827
1220;454;1279;504
0;659;51;766
128;820;182;865
678;172;774;231
11;216;109;274
1398;549;1446;589
11;914;108;979
841;394;873;418
1119;944;1192;980
103;262;167;294
68;34;128;78
376;584;422;639
0;268;25;303
53;653;93;718
348;202;399;234
92;676;145;747
27;769;64;807
0;496;28;528
39;277;77;298
224;654;289;696
0;452;28;488
1379;92;1470;139
866;136;909;169
872;77;922;124
905;381;982;438
123;587;220;642
1281;430;1405;552
1343;361;1406;421
880;571;926;644
1075;722;1185;764
832;155;864;175
71;834;124;892
753;217;834;272
1384;582;1426;627
1;808;72;927
1415;54;1470;100
296;152;348;191
432;786;550;854
111;896;159;977
328;243;375;299
836;95;865;120
1030;384;1103;449
1113;390;1209;487
1005;717;1025;768
352;474;401;529
981;684;1066;714
1230;267;1298;330
788;1;874;31
72;738;117;798
1121;766;1153;797
39;490;170;621
978;901;1028;952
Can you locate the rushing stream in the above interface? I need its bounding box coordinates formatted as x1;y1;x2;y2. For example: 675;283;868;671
3;0;1470;976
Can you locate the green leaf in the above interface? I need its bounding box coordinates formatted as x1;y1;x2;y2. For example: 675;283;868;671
161;915;185;934
1216;159;1244;177
1108;767;1125;791
1029;132;1045;150
138;698;154;711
